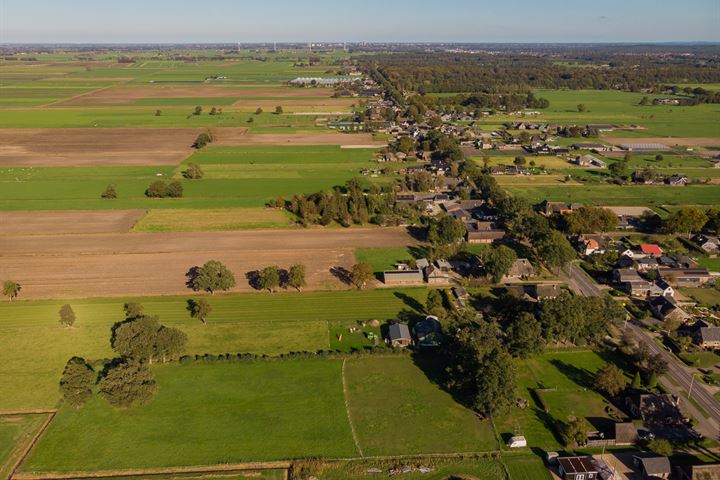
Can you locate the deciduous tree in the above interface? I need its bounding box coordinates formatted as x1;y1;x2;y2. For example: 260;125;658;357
350;262;374;290
189;260;236;294
98;360;156;408
59;304;76;328
287;264;306;291
593;363;626;396
59;357;95;408
188;298;212;324
258;265;281;292
2;280;21;301
506;312;544;358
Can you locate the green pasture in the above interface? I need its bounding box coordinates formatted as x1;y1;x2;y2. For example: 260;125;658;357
505;184;720;206
495;350;621;450
697;258;720;272
0;289;426;410
0;146;379;211
23;359;358;470
503;454;553;480
345;356;498;455
0;414;47;478
530;89;720;138
354;247;417;272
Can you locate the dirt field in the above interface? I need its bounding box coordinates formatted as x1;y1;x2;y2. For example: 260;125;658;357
0;128;206;166
62;86;338;104
0;227;419;299
0;210;146;235
231;98;356;109
213;130;386;147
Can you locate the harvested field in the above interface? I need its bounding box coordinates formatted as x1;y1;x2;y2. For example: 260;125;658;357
213;130;386;147
0;210;145;235
62;86;339;104
0;128;206;166
0;227;418;299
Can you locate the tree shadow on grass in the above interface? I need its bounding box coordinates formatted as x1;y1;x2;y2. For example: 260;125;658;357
330;266;352;286
549;359;595;389
393;291;425;314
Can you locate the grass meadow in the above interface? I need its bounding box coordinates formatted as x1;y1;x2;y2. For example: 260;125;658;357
0;414;48;478
0;146;379;211
0;289;426;410
23;356;498;471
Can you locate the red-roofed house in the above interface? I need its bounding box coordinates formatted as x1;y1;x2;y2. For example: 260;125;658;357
640;244;663;257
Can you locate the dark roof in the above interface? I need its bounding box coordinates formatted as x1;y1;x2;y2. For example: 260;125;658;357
388;322;411;341
634;455;671;476
614;422;637;444
558;456;597;474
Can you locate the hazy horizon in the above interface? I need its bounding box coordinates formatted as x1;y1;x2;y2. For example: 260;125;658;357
2;0;718;44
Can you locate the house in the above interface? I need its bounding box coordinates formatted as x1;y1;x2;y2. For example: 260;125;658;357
693;234;720;254
425;265;450;285
576;235;611;255
435;259;453;272
538;200;577;216
416;258;430;270
412;316;442;347
658;268;712;287
633;455;671;479
527;283;562;300
575;154;607;168
452;287;469;309
507;435;527;448
388;322;412;348
557;456;598;480
650;295;690;323
614;269;663;297
383;270;424;286
657;279;674;297
665;174;689;186
505;258;537;280
613;422;637;446
637;257;659;271
465;221;506;244
683;320;720;349
640;244;663;257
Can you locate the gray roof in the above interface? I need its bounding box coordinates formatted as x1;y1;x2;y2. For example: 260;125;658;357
383;270;423;281
635;455;671;475
699;326;720;343
388;323;411;341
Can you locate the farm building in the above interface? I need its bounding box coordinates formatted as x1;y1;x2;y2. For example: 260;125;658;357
575;154;606;168
682;320;720;349
557;456;598;480
658;268;712;287
465;221;506;244
504;258;537;280
633;455;671;479
387;322;412;348
619;143;670;151
382;270;424;286
289;77;357;86
425;265;450;285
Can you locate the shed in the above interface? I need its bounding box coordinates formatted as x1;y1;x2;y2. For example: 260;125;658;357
383;269;424;286
633;455;671;479
557;456;598;480
388;323;412;348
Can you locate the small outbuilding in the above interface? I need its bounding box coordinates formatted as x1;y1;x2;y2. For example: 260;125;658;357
633;455;671;479
557;456;598;480
387;322;412;348
506;435;527;448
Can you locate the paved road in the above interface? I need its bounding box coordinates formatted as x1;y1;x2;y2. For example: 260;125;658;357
563;261;720;437
561;262;603;297
626;322;720;434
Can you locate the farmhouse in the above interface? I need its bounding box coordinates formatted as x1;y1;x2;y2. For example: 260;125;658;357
538;200;582;216
575;154;607;168
388;322;412;348
633;455;671;479
383;269;424;286
658;268;712;287
683;320;720;349
640;244;663;257
693;234;720;254
650;295;690;323
557;456;599;480
527;283;562;300
665;174;688;186
465;221;506;244
425;265;450;285
504;258;537;280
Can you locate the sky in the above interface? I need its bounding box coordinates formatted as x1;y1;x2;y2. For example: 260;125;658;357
1;0;719;44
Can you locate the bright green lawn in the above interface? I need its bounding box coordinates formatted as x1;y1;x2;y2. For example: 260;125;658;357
697;258;720;272
23;360;358;470
344;357;498;456
503;454;553;480
354;247;417;272
681;287;720;307
0;289;426;410
506;184;720;206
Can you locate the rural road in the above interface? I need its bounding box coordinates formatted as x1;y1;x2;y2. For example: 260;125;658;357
626;322;720;436
563;262;720;438
561;262;603;297
0;227;420;299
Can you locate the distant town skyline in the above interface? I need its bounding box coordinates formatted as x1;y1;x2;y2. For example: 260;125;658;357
2;0;719;44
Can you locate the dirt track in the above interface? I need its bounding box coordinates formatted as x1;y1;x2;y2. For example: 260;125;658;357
0;128;206;166
214;131;385;147
0;228;419;299
0;210;146;235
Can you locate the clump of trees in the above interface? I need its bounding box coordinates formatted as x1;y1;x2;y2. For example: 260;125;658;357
99;359;157;408
557;206;618;234
182;163;204;180
101;184;117;199
2;280;21;301
593;363;626;396
145;180;183;198
59;304;76;328
112;312;187;364
59;357;96;408
188;260;236;294
479;245;517;283
193;131;214;149
539;292;623;345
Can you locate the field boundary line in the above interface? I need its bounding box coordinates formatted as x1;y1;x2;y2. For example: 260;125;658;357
0;410;57;416
341;358;364;457
8;411;56;480
12;462;292;480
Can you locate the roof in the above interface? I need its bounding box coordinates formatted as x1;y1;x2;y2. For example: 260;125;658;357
641;244;663;256
614;422;637;443
507;258;536;277
620;143;671;150
699;326;720;343
634;455;671;475
558;456;597;474
388;322;411;341
383;270;423;281
659;268;711;279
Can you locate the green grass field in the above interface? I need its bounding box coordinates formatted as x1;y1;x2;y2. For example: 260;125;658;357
503;454;553;480
697;258;720;272
344;356;498;455
23;359;358;470
495;350;619;450
0;146;379;211
24;356;498;471
354;247;417;272
0;289;426;410
505;184;720;206
681;287;720;308
0;414;48;478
